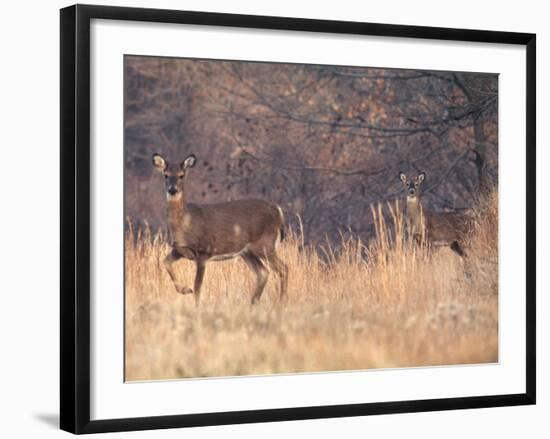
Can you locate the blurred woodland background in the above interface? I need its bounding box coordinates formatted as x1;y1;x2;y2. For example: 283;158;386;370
124;56;498;245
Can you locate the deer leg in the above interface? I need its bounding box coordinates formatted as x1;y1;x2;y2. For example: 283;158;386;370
241;252;269;305
163;248;193;295
266;252;288;302
450;240;467;258
449;241;473;279
193;260;206;305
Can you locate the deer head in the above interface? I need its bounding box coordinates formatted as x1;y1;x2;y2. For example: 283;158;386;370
399;171;426;200
152;153;197;200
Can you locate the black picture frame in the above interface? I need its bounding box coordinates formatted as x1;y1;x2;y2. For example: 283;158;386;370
60;4;536;434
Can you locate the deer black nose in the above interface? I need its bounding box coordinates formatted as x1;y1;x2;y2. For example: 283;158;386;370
168;186;177;195
408;188;415;195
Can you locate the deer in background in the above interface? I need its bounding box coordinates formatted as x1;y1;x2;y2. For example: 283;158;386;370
399;171;472;257
153;153;288;305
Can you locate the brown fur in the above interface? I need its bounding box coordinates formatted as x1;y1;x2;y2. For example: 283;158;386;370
153;153;287;304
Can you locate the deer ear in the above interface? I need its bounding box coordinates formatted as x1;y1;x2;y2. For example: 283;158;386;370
152;153;167;171
418;172;426;182
399;172;407;183
181;154;197;170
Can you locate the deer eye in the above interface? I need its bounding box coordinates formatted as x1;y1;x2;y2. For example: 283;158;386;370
415;183;419;187
178;175;184;179
164;175;168;179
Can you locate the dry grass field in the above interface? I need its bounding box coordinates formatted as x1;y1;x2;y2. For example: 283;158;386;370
125;192;498;381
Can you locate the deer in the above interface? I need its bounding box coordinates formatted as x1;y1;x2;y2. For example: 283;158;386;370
398;171;473;258
152;153;288;305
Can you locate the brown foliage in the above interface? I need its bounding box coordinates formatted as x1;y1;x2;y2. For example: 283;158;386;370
125;56;498;246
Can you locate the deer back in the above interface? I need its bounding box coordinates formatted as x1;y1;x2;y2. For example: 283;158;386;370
426;210;473;244
171;198;283;258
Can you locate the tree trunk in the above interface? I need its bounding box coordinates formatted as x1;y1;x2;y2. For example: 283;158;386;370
473;115;488;194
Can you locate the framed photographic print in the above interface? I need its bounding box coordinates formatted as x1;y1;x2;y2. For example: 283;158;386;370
60;4;536;434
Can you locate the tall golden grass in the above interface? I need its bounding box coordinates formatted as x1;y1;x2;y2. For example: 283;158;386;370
125;191;498;381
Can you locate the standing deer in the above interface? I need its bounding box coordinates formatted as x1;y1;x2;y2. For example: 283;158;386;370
399;171;472;257
153;153;288;305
